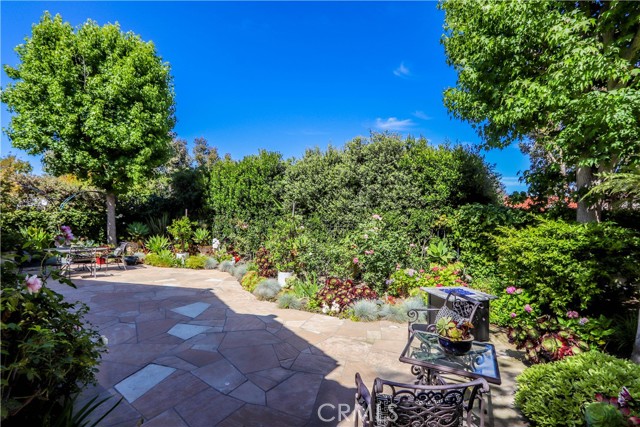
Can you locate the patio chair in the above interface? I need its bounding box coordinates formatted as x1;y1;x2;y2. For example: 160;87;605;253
407;290;482;339
98;242;128;271
354;373;489;427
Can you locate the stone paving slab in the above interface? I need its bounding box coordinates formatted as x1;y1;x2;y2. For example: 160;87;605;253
47;265;529;426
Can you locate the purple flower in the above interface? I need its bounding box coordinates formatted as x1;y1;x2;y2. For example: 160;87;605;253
506;286;516;294
406;269;416;277
385;279;394;285
524;304;532;313
566;310;579;319
364;250;374;255
510;312;517;318
579;317;589;325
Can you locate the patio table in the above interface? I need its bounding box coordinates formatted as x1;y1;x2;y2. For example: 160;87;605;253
399;331;502;385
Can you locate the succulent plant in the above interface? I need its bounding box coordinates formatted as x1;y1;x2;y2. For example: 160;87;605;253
255;247;277;278
316;277;377;313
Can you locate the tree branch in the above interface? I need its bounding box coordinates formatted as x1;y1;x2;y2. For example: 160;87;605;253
623;27;640;62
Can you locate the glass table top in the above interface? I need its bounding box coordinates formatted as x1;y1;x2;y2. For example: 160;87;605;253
400;331;502;385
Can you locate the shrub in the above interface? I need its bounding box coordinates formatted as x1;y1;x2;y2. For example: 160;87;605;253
204;257;218;270
253;279;282;301
277;294;302;310
144;249;177;268
167;216;194;253
219;260;235;273
126;222;149;244
145;235;170;253
316;277;378;314
193;228;211;246
1;262;105;424
515;351;640;427
379;297;427;323
240;271;263;292
448;203;533;278
495;220;640;316
232;264;248;281
185;255;207;269
351;299;380;321
387;262;467;298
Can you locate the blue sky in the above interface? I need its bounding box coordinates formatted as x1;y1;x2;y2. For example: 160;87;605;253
1;1;529;192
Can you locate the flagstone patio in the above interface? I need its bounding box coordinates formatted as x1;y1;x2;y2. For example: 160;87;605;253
49;266;529;426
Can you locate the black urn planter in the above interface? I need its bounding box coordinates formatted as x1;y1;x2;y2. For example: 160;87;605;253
124;255;139;266
438;335;474;355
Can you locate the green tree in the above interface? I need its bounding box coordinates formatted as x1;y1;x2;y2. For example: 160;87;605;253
441;0;640;222
1;13;176;244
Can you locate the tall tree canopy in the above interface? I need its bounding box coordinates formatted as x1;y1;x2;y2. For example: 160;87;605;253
1;12;176;243
440;0;640;222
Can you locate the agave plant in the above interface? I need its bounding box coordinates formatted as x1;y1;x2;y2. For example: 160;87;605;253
146;212;170;236
126;222;150;245
193;228;211;246
145;235;170;253
426;238;457;264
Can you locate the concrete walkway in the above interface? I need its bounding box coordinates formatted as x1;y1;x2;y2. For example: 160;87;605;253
49;266;529;426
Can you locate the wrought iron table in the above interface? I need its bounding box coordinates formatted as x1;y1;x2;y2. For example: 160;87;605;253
399;331;502;385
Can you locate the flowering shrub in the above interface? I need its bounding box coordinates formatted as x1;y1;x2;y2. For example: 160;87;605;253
54;225;74;247
1;261;104;423
387;262;467;297
343;215;415;293
316;277;377;314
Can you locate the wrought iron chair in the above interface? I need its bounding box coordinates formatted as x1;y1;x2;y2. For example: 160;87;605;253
98;242;128;271
354;373;489;427
407;290;482;339
69;246;98;278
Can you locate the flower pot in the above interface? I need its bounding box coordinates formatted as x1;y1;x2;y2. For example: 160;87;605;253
198;245;212;255
438;334;474;355
277;271;293;286
124;255;139;266
176;252;188;265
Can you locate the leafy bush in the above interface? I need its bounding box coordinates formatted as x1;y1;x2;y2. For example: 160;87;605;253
426;237;457;264
495;220;640;316
448;203;533;278
277;294;302;310
253;279;282;301
144;249;177;268
515;351;640;427
185;255;207;269
167;216;194;252
204;257;218;270
343;215;415;293
265;215;305;272
1;262;105;424
287;273;320;299
351;299;380;321
145;235;170;253
316;277;378;314
387;262;467;298
219;260;235;273
232;264;248;281
240;271;263;292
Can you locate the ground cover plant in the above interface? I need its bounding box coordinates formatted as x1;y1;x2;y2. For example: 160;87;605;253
515;351;640;427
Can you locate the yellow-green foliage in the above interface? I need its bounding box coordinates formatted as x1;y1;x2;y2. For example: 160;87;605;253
144;250;176;268
185;255;207;269
240;271;264;292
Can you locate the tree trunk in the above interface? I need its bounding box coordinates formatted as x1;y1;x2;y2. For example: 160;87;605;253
632;309;640;364
576;166;599;223
106;192;117;245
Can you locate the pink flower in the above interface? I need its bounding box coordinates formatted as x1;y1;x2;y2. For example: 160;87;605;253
524;304;532;313
431;266;439;272
372;214;382;220
364;250;374;255
353;257;359;264
436;283;443;287
409;243;416;248
506;286;516;294
419;269;425;273
510;312;517;318
566;310;579;319
25;275;42;294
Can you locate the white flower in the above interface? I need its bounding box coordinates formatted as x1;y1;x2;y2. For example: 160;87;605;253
331;302;341;313
322;304;330;314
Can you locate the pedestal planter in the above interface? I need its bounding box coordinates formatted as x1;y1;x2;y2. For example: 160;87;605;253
277;271;293;286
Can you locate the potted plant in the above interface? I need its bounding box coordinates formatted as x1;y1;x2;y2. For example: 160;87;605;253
167;216;194;263
193;228;212;255
435;316;474;355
